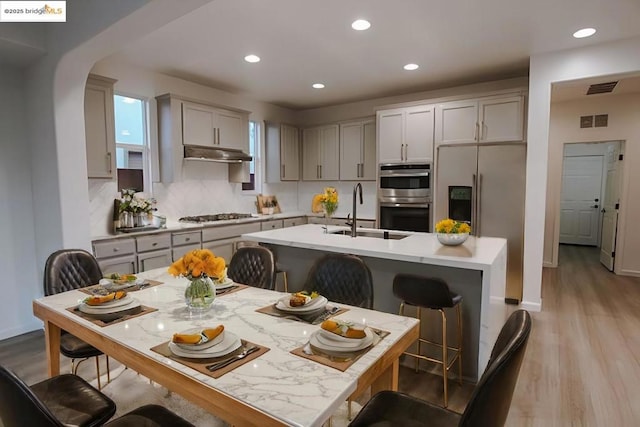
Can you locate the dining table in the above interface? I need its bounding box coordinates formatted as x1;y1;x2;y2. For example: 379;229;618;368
32;267;419;427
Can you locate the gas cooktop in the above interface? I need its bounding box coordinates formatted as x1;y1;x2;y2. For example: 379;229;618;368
178;213;253;223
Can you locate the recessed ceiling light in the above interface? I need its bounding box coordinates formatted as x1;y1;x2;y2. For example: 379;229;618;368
312;83;325;89
244;54;261;63
573;28;596;38
351;19;371;31
403;63;419;71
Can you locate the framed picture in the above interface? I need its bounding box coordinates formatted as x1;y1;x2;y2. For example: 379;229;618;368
256;194;281;214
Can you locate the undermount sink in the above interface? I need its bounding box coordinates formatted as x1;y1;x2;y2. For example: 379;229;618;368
330;229;408;240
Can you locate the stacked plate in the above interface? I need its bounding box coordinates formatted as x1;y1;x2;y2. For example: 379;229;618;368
275;294;328;314
78;295;142;321
214;278;235;291
169;328;242;359
310;326;374;352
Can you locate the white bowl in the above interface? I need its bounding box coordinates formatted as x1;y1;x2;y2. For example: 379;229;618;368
437;232;469;246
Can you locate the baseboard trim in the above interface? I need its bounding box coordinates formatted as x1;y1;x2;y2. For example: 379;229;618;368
0;320;43;341
519;300;542;312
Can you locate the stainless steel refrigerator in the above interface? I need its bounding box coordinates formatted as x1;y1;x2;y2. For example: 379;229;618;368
436;143;526;302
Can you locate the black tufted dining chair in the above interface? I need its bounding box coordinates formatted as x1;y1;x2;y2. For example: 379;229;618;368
0;365;194;427
304;253;373;309
227;246;276;290
348;309;532;427
44;249;110;389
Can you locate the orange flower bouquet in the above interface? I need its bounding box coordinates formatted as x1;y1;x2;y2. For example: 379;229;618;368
169;249;226;311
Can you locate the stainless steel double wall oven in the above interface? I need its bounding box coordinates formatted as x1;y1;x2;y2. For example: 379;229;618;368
378;163;432;232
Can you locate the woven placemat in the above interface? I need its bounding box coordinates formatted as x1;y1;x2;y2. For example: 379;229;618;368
66;304;158;327
255;304;349;324
215;283;249;296
290;328;389;372
79;280;163;295
151;339;269;379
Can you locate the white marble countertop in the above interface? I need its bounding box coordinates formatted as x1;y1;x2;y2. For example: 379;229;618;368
242;224;507;272
91;212;311;241
33;268;418;427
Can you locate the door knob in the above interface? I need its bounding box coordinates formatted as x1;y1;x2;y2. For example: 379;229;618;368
594;198;599;202
591;205;599;208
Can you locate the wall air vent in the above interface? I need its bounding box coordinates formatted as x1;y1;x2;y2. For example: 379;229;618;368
586;81;618;95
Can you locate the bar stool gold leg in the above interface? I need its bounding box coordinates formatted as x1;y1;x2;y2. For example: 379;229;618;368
415;307;422;372
441;309;448;408
106;355;111;383
95;356;102;390
282;271;288;293
457;304;463;385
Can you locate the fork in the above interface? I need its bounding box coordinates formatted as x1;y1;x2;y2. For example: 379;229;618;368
206;346;260;371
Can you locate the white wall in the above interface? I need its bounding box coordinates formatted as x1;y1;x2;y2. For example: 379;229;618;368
545;93;640;274
0;66;42;339
526;36;640;310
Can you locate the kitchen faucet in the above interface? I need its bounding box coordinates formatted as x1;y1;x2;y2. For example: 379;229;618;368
352;183;363;237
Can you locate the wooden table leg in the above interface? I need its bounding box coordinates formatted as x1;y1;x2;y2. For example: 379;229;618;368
44;320;61;377
371;358;399;394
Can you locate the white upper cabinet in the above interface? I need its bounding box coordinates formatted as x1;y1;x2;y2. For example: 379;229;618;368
302;124;339;181
156;94;250;183
435;95;524;145
377;105;434;164
340;118;376;181
280;124;300;181
182;101;247;151
85;74;117;179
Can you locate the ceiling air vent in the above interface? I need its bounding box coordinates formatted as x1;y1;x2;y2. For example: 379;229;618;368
586;81;618;95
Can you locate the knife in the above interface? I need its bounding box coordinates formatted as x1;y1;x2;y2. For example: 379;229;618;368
206;346;260;371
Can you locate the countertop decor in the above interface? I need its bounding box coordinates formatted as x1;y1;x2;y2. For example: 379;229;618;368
435;218;471;246
168;249;226;312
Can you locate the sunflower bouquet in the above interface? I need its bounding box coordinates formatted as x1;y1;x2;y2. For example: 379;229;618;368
435;219;471;234
168;249;226;281
316;187;339;217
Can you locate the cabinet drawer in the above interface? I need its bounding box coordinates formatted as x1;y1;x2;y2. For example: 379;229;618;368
172;231;201;247
202;222;261;242
173;243;202;261
93;238;136;259
136;234;171;253
283;217;307;228
138;249;172;272
98;254;136;276
261;219;284;230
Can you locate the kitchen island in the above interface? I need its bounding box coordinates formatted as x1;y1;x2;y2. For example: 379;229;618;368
242;224;507;381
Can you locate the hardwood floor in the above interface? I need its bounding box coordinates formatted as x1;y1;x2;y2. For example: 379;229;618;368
2;245;639;425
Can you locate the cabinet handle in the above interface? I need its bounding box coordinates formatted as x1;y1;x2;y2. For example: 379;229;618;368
185;237;190;242
404;144;408;161
474;122;479;141
481;121;485;140
400;144;404;161
217;128;221;145
319;165;322;179
282;164;285;178
106;152;112;173
152;242;158;247
113;247;119;252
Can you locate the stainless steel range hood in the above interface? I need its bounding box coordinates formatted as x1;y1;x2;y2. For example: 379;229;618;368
183;144;252;163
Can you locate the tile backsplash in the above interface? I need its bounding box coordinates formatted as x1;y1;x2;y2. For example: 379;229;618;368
88;178;377;238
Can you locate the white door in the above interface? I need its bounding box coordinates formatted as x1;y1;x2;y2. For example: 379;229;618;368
340;122;363;180
404;105;434;162
280;124;300;181
478;96;524;143
319;125;339;180
377;109;403;163
434;100;478;145
600;144;623;270
302;128;321;181
559;155;603;245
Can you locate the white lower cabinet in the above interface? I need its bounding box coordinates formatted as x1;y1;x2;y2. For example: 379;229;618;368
171;231;202;261
136;234;172;272
202;222;261;264
283;216;307;228
202;238;236;264
261;219;284;230
93;238;137;275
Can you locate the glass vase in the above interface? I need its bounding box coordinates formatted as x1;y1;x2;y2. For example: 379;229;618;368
184;276;215;312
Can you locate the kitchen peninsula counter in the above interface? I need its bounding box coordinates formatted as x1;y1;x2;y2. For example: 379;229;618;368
242;224;507;381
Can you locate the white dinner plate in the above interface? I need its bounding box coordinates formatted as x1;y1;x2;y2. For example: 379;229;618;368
80;294;134;310
78;298;140;315
275;295;328;313
318;326;372;344
173;328;226;350
168;332;241;359
309;329;373;352
214;278;235;290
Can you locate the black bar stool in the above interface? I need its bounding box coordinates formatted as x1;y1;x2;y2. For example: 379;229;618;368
393;274;463;408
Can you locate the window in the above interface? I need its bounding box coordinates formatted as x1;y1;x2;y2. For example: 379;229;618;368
113;94;149;192
242;121;261;192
